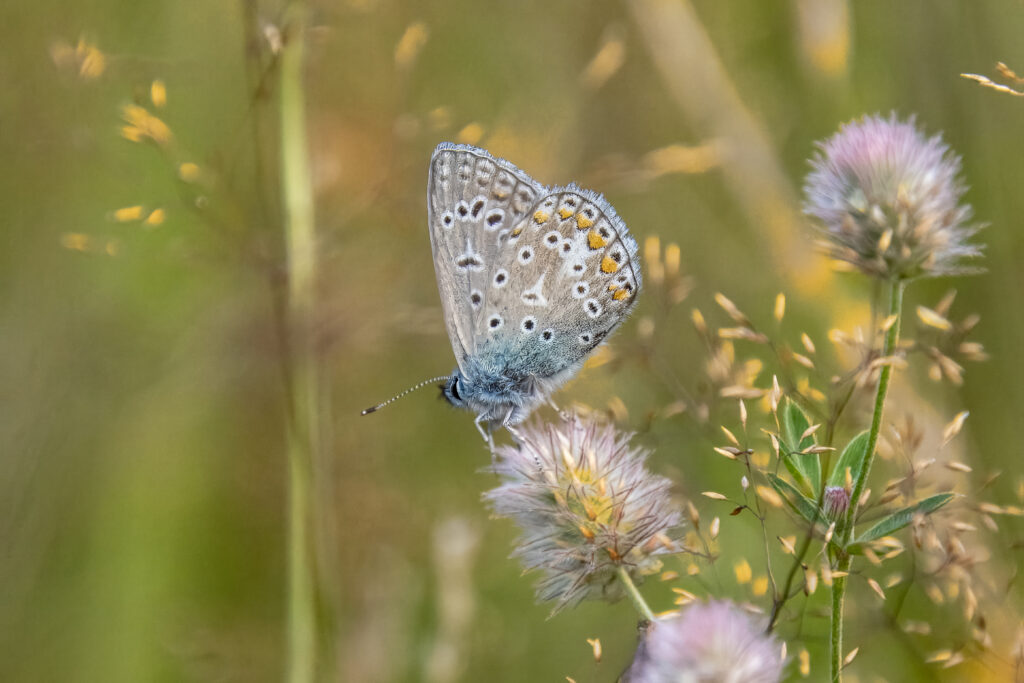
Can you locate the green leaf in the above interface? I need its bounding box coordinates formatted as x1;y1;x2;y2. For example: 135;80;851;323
855;493;956;544
828;431;870;488
781;456;814;497
767;473;819;524
779;399;821;495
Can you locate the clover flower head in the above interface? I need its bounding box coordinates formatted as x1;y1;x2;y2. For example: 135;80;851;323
822;486;850;522
804;113;981;280
484;414;682;614
627;600;785;683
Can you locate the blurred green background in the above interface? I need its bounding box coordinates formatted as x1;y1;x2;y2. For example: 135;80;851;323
4;0;1024;680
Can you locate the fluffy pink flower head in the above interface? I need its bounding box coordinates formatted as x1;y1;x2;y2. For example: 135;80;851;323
804;113;981;280
484;413;682;614
627;600;785;683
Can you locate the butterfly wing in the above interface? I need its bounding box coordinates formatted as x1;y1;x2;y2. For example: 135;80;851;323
471;185;642;385
427;143;546;376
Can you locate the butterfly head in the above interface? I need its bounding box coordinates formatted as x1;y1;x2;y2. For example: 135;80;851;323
440;370;469;409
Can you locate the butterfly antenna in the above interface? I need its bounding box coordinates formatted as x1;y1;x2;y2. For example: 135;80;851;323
360;375;451;415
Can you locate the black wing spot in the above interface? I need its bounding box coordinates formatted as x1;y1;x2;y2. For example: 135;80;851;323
456;254;484;269
471;199;485;218
541;329;554;341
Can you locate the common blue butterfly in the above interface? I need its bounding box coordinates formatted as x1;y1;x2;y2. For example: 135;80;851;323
365;143;641;440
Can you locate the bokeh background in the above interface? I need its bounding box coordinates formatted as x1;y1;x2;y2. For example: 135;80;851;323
4;0;1024;681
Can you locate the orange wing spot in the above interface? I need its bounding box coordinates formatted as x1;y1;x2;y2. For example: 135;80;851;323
511;226;524;237
587;230;606;249
608;283;620;291
613;288;630;301
494;189;509;200
533;210;550;223
576;214;594;229
601;256;619;273
558;207;574;220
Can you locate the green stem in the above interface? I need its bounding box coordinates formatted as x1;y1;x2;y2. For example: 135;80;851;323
830;279;905;682
281;4;318;683
830;561;849;681
841;279;904;539
618;567;657;622
767;526;814;630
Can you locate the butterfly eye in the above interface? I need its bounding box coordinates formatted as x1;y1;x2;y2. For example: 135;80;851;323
450;378;462;401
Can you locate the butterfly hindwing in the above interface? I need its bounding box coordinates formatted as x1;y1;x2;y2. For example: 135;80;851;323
427;144;545;374
472;186;642;380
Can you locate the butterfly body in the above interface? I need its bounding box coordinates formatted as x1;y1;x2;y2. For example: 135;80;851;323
428;143;641;434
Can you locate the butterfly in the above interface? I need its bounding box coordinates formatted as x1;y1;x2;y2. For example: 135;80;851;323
427;143;642;439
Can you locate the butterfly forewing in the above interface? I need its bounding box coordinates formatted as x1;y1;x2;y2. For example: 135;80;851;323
427;144;545;374
473;186;641;379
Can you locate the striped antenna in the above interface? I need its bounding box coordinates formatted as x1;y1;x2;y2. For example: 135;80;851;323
361;375;451;415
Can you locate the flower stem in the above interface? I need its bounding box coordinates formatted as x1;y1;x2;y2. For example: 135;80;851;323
618;567;657;622
830;562;848;681
280;3;318;682
830;279;905;682
841;279;904;540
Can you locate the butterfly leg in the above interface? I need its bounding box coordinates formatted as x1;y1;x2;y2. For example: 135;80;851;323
546;397;571;422
501;407;526;441
474;413;492;444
